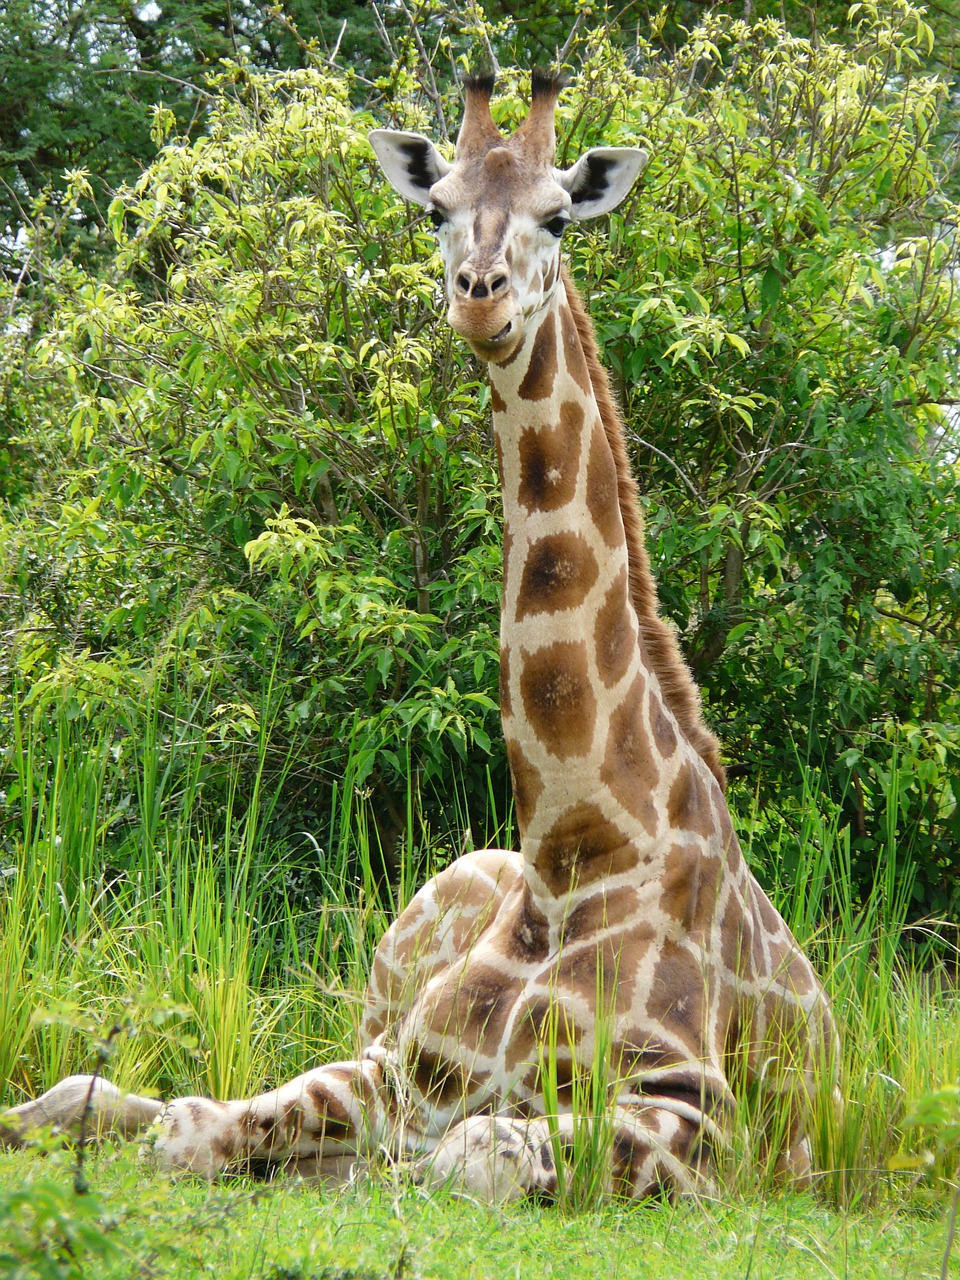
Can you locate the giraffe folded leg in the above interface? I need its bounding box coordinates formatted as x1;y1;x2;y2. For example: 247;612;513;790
0;1075;163;1146
412;1115;553;1203
606;1104;719;1199
146;1059;386;1178
414;1104;719;1204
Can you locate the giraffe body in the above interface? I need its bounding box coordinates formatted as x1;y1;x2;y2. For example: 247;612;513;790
1;75;837;1202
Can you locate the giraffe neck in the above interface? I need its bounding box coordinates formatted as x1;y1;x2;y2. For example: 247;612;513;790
489;271;720;923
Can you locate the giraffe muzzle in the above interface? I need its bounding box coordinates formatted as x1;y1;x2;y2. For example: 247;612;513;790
446;255;521;359
447;301;521;362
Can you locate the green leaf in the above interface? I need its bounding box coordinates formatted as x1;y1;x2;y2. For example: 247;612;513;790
760;266;782;312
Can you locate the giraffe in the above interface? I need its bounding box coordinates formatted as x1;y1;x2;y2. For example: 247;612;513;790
1;73;838;1202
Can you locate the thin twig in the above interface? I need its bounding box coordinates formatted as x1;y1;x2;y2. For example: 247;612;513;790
88;67;217;101
267;5;312;57
632;434;708;510
557;10;589;67
941;1176;959;1280
74;1024;123;1195
399;0;449;143
329;19;347;65
472;2;500;77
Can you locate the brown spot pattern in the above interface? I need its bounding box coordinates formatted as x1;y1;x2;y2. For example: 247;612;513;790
562;886;639;943
620;1040;686;1077
559;304;592;394
308;1115;352;1143
502;524;515;601
586;423;626;548
410;1046;477;1107
507;740;543;832
645;940;707;1055
494;433;505;491
658;843;699;929
599;674;659;835
708;775;736;853
784;952;816;997
499;644;512;718
518;310;558;400
503;1023;538;1078
534;801;636;895
556;934;635;1009
454;964;522;1052
667;765;716;839
517;402;583;513
516;531;599;620
498;332;527;368
491;385;507;415
503;884;550;962
651;697;678;758
720;894;748;976
306;1081;352;1128
757;887;786;939
766;934;795;982
612;1126;641;1192
594;568;634;688
726;829;742;871
211;1135;236;1164
519;640;596;759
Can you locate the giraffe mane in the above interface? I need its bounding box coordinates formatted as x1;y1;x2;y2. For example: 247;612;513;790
561;265;727;789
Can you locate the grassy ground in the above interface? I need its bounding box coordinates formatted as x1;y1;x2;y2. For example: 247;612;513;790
0;1144;956;1280
2;693;960;1277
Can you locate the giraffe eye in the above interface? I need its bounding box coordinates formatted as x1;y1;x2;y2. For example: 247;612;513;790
544;215;570;238
429;208;447;230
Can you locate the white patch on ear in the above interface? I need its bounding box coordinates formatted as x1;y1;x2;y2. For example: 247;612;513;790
556;147;649;220
368;129;451;207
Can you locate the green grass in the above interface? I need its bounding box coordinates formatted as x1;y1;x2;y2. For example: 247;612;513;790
0;675;410;1107
0;1144;955;1280
1;684;960;1276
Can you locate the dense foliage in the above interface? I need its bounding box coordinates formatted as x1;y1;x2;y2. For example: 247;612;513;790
11;0;955;271
1;2;958;918
581;6;960;913
0;0;386;269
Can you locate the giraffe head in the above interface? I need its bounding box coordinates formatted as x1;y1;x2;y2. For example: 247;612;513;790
370;73;647;363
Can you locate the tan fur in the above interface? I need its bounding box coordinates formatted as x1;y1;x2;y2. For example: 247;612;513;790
561;266;725;788
512;71;564;155
457;76;504;158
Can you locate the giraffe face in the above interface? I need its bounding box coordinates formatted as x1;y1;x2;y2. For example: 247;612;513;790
370;81;647;363
424;150;571;362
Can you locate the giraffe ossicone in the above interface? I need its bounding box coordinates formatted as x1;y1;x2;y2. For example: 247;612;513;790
1;73;838;1203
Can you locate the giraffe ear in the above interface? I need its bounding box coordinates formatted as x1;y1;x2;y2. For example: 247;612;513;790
557;147;648;220
369;130;452;207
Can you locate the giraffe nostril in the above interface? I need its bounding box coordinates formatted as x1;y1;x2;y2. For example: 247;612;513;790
491;275;508;294
456;272;471;294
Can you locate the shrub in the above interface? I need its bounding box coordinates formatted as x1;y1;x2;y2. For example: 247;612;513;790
2;3;958;917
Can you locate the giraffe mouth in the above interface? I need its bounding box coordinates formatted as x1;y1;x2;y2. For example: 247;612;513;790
447;298;522;362
465;318;521;363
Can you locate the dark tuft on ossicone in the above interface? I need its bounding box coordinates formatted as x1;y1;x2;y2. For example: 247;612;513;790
463;71;497;97
530;68;567;100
